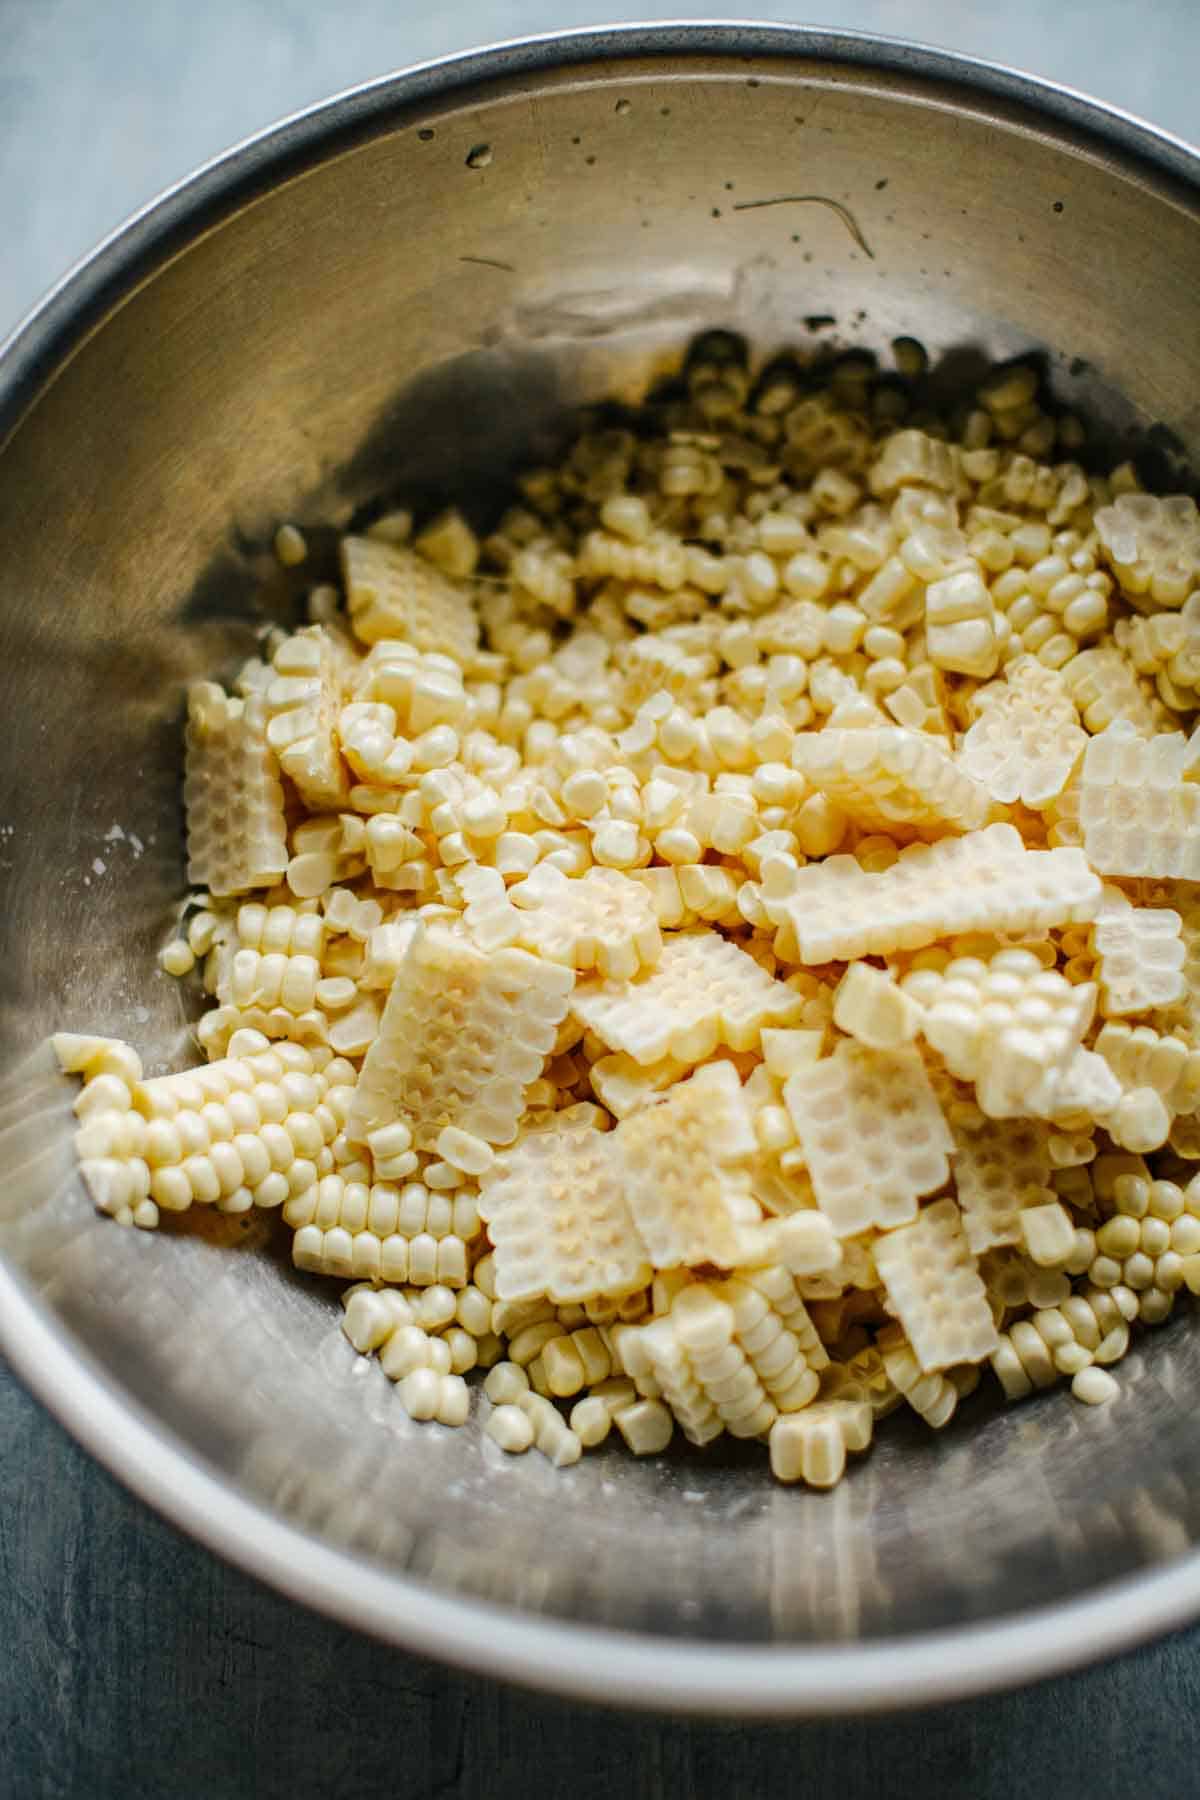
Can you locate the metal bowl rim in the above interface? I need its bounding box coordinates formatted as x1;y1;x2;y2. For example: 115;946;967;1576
3;20;1199;1713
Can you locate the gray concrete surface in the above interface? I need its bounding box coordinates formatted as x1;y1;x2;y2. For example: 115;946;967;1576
2;4;1199;1796
5;1372;1200;1797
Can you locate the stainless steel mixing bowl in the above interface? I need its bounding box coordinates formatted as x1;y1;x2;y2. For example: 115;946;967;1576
2;24;1199;1715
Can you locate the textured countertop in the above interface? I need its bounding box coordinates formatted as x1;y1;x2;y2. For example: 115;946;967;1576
3;6;1199;1795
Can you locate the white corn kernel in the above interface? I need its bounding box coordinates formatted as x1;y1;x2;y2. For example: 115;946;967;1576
60;334;1200;1501
159;939;196;977
1072;1366;1119;1406
613;1399;674;1457
484;1362;530;1406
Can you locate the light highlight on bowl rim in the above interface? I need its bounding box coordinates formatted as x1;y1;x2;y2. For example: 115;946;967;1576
2;22;1199;1713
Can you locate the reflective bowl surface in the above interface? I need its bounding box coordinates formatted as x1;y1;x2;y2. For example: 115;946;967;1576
2;24;1199;1714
